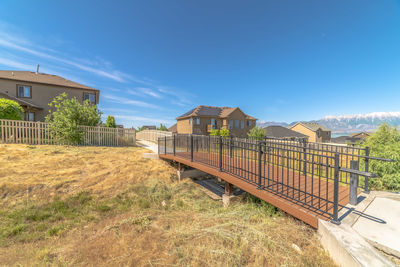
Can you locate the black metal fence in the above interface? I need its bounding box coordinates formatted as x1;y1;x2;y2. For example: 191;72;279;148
158;134;391;223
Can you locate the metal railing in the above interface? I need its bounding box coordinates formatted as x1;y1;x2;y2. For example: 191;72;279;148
158;134;393;224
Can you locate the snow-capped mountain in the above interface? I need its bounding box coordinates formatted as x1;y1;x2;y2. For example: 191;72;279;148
257;112;400;134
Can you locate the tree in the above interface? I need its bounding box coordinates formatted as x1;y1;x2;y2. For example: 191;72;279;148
157;123;168;131
247;126;266;141
45;93;102;144
136;126;145;132
362;123;400;191
0;98;24;120
105;115;117;128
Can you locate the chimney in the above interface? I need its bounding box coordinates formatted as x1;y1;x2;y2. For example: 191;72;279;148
36;64;40;74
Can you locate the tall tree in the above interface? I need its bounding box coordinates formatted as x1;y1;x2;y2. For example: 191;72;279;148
0;98;24;120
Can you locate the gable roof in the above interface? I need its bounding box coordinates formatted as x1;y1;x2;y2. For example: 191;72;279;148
0;70;97;91
177;105;256;120
290;122;331;132
168;123;177;132
264;125;308;139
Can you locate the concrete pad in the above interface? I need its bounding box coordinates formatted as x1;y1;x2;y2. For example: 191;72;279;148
318;220;394;267
353;197;400;257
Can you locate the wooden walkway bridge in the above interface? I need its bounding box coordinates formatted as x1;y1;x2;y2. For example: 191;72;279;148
158;135;381;228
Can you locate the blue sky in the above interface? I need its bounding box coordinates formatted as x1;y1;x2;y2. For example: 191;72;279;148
0;1;399;127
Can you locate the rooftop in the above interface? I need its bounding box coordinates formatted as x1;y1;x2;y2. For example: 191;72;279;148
264;125;308;139
177;105;256;120
0;70;97;91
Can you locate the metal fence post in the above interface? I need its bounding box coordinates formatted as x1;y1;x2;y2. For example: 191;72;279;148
164;136;167;155
331;152;341;225
364;146;370;192
302;139;307;175
257;141;263;189
349;160;359;205
230;136;233;158
190;134;194;162
157;137;160;154
173;135;176;156
219;136;223;171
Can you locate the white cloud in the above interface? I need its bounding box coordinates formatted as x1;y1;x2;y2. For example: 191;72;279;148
136;87;162;98
112;114;173;124
102;93;160;109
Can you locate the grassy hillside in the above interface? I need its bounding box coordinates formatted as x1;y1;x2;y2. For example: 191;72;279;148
0;144;335;266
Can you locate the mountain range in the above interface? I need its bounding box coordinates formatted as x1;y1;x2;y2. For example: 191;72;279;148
257;112;400;135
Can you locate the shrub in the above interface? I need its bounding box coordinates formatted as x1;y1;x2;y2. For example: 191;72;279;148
45;93;102;144
105;115;117;128
157;123;168;131
247;126;265;141
0;98;24;120
219;128;230;137
362;123;400;191
209;129;219;136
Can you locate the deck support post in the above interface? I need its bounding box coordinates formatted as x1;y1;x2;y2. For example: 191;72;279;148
331;152;341;225
190;134;194;162
364;146;370;192
223;182;234;207
349;160;359;205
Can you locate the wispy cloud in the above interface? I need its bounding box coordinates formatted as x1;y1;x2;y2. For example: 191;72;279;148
102;93;160;109
136;87;162;98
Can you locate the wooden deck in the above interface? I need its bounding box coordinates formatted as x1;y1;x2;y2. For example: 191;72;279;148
160;152;351;228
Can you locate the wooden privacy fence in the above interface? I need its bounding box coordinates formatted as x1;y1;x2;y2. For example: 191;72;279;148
0;119;136;147
136;129;172;143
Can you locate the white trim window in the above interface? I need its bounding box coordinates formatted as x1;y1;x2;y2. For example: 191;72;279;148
194;118;200;125
83;92;96;103
17;85;31;98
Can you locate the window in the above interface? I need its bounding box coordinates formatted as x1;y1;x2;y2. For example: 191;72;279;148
229;120;233;129
240;120;244;129
211;118;216;126
247;120;252;127
189;118;192;125
17;85;31;98
25;112;35;121
83;92;96;103
194;118;200;125
235;120;239;128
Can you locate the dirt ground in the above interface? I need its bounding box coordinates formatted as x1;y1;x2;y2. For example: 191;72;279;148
0;144;335;266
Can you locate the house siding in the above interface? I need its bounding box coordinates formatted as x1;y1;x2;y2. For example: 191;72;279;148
290;124;331;143
0;79;99;122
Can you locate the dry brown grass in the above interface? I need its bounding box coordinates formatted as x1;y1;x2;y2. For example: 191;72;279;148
0;144;335;266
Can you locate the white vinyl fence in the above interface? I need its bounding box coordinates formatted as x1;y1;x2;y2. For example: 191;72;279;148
136;129;172;143
0;119;136;147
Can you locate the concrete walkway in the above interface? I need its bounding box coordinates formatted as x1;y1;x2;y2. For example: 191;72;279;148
136;139;158;153
319;191;400;267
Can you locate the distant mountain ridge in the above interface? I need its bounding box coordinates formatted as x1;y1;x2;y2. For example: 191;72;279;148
257;112;400;134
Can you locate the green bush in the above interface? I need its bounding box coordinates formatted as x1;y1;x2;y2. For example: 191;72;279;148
362;123;400;191
157;123;168;131
209;128;230;137
209;129;219;136
105;115;117;128
247;126;265;141
45;93;102;144
0;98;24;120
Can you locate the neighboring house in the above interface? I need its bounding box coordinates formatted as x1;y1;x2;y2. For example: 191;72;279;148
289;122;331;143
264;125;308;141
350;132;371;141
0;70;99;122
176;105;257;137
142;125;157;130
331;135;360;145
168;123;177;134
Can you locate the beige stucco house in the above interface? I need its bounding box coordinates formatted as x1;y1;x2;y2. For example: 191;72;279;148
0;70;99;122
289;122;331;143
176;105;257;137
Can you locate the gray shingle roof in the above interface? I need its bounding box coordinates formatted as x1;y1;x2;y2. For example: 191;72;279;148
264;126;308;139
295;122;331;132
177;105;257;120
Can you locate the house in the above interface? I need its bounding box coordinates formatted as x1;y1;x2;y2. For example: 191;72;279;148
288;122;331;143
0;70;99;122
142;125;157;130
168;123;177;134
350;132;371;141
176;105;257;137
264;125;308;141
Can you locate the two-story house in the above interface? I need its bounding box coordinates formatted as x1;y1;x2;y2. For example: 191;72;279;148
0;70;99;122
176;105;257;137
288;122;331;143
